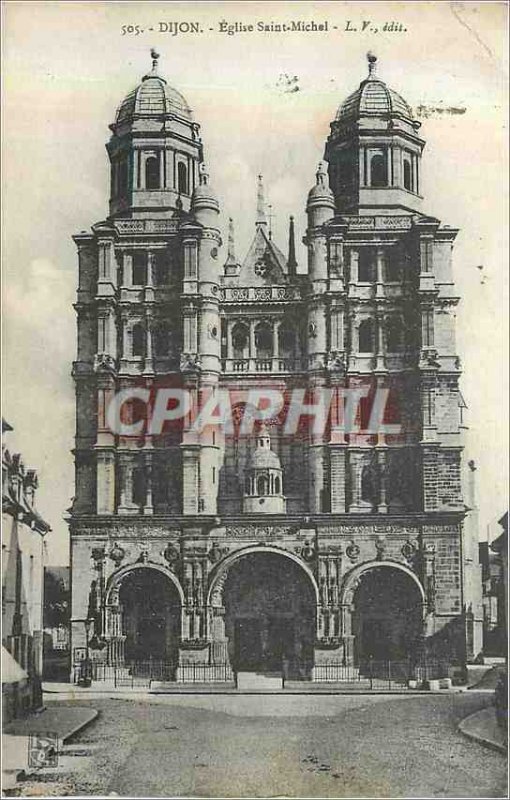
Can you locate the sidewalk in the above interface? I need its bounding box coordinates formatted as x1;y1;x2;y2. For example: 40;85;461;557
458;706;507;755
2;705;98;790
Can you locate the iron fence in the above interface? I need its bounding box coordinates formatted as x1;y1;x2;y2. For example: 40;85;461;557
177;662;234;683
72;659;176;687
72;657;451;690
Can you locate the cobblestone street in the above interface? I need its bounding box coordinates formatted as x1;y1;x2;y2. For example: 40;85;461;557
10;691;507;797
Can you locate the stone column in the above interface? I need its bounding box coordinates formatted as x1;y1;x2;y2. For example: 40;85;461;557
146;252;154;287
377;447;388;513
348;451;362;513
117;453;138;515
144;311;154;375
375;314;386;372
358;147;365;187
96;450;115;514
122;253;133;287
159;150;165;189
226;319;233;360
143;449;154;515
272;319;280;370
375;248;385;299
349;250;359;287
330;446;347;512
249;319;256;370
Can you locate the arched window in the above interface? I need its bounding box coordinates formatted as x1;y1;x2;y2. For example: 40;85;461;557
255;323;272;359
274;476;281;494
358;319;374;353
132;324;145;357
145;156;160;190
370;154;388;188
132;252;147;286
257;475;268;496
118;158;129;197
403;159;412;191
358;248;376;282
133;466;146;508
361;464;377;504
154;326;170;357
154;252;167;285
278;327;295;359
386;316;404;353
232;323;249;359
177;162;188;195
245;476;251;495
385;251;402;282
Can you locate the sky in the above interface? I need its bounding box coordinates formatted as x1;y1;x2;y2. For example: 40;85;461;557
2;1;508;564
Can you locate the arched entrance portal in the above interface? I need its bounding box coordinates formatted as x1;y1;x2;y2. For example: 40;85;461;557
117;568;181;665
351;565;424;665
222;552;316;678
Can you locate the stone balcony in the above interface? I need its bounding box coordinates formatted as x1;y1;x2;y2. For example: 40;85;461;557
220;286;302;303
221;357;305;374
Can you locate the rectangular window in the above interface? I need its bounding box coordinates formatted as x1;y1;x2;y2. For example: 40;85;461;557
132;252;147;286
422;310;435;347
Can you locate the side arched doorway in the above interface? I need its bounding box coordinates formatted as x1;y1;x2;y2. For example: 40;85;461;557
349;564;424;666
107;566;182;671
219;551;317;679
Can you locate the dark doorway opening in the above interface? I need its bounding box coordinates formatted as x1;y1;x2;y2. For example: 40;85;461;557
224;552;315;678
352;567;423;666
118;568;181;665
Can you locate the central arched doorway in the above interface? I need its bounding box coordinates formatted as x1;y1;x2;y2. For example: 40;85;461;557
351;565;424;665
222;552;316;679
117;568;181;667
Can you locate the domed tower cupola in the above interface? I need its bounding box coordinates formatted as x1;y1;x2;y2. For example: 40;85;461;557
243;424;286;514
306;161;336;228
191;163;220;227
325;53;425;215
107;49;203;218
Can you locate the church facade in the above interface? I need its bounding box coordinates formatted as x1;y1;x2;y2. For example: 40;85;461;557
69;52;481;682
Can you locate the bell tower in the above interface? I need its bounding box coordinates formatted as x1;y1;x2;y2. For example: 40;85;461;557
325;53;425;215
107;49;203;218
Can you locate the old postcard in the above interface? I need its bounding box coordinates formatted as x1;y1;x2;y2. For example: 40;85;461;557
2;1;508;798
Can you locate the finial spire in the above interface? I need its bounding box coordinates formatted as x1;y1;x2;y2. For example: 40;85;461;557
143;48;166;82
316;161;328;187
367;51;377;79
151;48;160;73
199;162;209;185
256;174;267;226
226;217;236;264
288;215;297;276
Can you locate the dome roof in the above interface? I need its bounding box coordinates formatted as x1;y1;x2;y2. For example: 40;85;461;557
246;425;282;471
307;161;335;204
335;54;413;125
247;447;282;470
114;51;193;124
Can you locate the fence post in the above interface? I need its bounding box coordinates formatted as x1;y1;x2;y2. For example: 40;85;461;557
369;657;373;691
388;660;391;691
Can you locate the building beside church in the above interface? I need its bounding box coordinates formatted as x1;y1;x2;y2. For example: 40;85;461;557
2;420;50;718
69;51;481;682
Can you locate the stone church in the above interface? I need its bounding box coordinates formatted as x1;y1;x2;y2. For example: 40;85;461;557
69;51;482;682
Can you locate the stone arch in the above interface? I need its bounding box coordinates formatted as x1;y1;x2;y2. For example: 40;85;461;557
105;562;185;607
341;560;426;665
340;559;425;607
207;545;320;608
104;562;185;665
